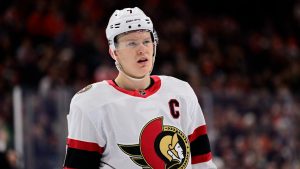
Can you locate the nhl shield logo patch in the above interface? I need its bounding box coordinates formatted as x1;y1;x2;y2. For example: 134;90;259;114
118;117;190;169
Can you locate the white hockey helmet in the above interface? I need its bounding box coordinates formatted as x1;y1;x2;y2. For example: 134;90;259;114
106;7;158;50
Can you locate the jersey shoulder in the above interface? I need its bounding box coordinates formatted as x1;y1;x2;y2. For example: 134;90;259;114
70;81;115;111
159;75;185;83
158;75;194;96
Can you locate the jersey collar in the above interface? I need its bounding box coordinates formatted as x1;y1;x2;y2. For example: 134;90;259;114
107;75;161;98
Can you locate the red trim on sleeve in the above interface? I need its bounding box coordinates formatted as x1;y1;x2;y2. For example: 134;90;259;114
107;75;161;98
188;125;207;143
191;152;212;164
67;138;104;154
63;168;77;169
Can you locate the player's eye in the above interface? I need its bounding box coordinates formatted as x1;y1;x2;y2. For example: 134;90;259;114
143;40;152;46
126;41;138;47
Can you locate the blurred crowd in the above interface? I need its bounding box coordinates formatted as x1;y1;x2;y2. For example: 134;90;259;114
0;0;300;168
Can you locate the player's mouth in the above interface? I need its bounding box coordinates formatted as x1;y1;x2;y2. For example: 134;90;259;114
137;58;148;65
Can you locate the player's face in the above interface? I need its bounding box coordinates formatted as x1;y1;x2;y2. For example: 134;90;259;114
115;30;154;78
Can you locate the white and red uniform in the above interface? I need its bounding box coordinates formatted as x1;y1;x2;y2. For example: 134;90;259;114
63;75;217;169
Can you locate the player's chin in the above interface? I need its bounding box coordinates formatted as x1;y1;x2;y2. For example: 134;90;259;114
134;67;151;77
142;65;152;72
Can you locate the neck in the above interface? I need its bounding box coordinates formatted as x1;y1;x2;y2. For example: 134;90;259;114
115;74;151;91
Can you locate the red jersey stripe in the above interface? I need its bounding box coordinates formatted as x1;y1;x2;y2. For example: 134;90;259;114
188;125;207;143
67;138;104;154
107;75;161;98
191;152;212;164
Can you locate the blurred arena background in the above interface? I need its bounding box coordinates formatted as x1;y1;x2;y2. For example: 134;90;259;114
0;0;300;168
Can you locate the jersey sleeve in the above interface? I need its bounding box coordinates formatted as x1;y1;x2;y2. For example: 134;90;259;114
63;102;105;169
184;82;217;169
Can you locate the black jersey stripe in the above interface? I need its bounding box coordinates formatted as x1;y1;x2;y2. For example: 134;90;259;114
190;134;211;156
188;125;212;163
64;147;101;169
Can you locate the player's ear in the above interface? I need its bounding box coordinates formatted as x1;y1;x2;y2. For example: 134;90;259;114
109;48;118;60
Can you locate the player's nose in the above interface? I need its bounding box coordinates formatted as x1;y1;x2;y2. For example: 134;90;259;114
136;43;147;55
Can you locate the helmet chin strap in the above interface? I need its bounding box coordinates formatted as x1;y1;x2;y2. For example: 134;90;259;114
111;43;157;82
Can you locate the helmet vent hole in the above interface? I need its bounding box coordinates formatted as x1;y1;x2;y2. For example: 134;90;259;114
128;26;132;29
138;24;141;27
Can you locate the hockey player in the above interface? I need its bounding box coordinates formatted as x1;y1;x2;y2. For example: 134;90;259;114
63;7;217;169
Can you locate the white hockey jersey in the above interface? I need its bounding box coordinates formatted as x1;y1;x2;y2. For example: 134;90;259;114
63;75;217;169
